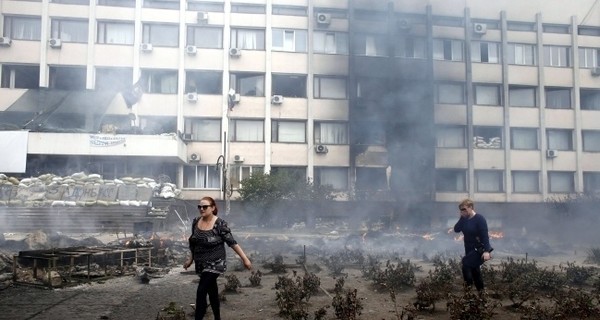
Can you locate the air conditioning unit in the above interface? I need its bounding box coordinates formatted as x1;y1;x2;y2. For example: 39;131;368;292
315;144;328;154
546;149;558;158
186;92;198;102
49;38;62;48
186;45;197;55
0;37;11;46
189;153;200;162
233;155;244;163
591;67;600;77
397;18;411;30
271;95;284;105
473;23;487;35
140;43;153;52
316;13;331;26
229;47;241;57
197;11;209;23
232;93;241;103
182;133;193;141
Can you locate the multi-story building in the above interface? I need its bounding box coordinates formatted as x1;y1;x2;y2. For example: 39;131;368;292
1;0;600;212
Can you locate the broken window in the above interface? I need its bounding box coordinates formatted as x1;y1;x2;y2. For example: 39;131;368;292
49;66;86;90
186;71;222;94
272;74;306;98
139;116;176;135
230;72;264;96
1;64;40;89
356;167;387;191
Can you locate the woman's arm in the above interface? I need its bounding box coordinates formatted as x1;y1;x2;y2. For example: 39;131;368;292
231;244;252;270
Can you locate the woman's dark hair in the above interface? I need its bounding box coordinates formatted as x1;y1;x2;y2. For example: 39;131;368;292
200;196;218;215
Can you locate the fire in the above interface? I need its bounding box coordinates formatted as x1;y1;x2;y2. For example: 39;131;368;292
421;233;435;241
454;234;463;241
489;231;504;239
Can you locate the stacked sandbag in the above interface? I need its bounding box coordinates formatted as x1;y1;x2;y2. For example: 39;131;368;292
473;136;502;149
0;172;182;207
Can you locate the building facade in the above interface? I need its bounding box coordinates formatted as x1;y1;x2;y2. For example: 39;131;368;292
1;0;600;206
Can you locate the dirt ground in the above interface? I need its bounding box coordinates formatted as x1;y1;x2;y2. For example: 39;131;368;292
0;230;596;320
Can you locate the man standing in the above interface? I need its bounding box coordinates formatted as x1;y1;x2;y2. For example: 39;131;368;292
454;198;493;292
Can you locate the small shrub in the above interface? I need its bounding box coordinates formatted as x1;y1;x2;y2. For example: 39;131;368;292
446;287;499;320
552;287;600;318
371;259;420;291
264;254;287;274
560;261;596;285
274;271;322;319
332;289;363;320
302;272;321;296
585;248;600;265
249;269;263;287
313;307;327;320
223;274;241;293
333;276;346;295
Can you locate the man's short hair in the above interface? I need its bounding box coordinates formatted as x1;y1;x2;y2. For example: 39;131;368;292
459;198;474;209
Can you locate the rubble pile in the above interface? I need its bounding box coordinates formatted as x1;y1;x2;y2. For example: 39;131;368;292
0;172;182;208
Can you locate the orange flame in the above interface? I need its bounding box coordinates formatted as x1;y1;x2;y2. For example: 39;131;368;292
422;233;435;241
489;231;504;239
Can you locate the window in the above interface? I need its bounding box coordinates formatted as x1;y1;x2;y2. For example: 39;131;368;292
271;167;306;181
313;31;348;54
512;171;539;193
547;129;573;150
436;126;466;148
183;165;220;189
139;116;176;134
95;67;132;91
507;21;536;31
436;169;467;192
142;24;178;47
230;166;264;189
3;16;41;40
545;88;571;109
230;73;264;97
231;28;265;50
578;27;600;36
356;77;387;99
548;171;574;193
474;84;501;106
396;37;426;59
583;172;600;194
314;122;348;144
507;43;536;65
544;46;571;67
474;126;502;149
433;39;463;61
511;128;538;150
183;118;220;141
578;48;599;68
231;4;265;13
542;24;570;34
97;21;134;45
471;41;500;63
353;121;385;145
186;71;222;94
141;69;178;94
582;130;600;152
143;0;179;9
187;26;222;48
476;170;503;192
315;167;348;190
272;6;306;16
51;19;88;43
581;89;600;110
187;1;223;11
436;83;465;104
49;66;86;90
509;86;537;107
98;0;135;7
231;119;263;142
314;76;347;99
1;65;40;89
272;74;306;98
52;0;88;5
272;29;307;52
271;120;306;143
353;34;387;56
356;167;387;191
313;8;347;19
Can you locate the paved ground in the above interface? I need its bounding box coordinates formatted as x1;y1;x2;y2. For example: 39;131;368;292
0;268;202;320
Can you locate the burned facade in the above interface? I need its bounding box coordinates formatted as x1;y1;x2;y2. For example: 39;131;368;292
1;0;600;220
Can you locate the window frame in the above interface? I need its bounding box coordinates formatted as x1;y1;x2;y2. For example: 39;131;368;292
512;171;540;193
271;120;306;143
475;170;504;193
510;127;539;150
546;128;574;151
230;119;264;142
548;171;575;193
50;18;89;43
230;28;265;50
